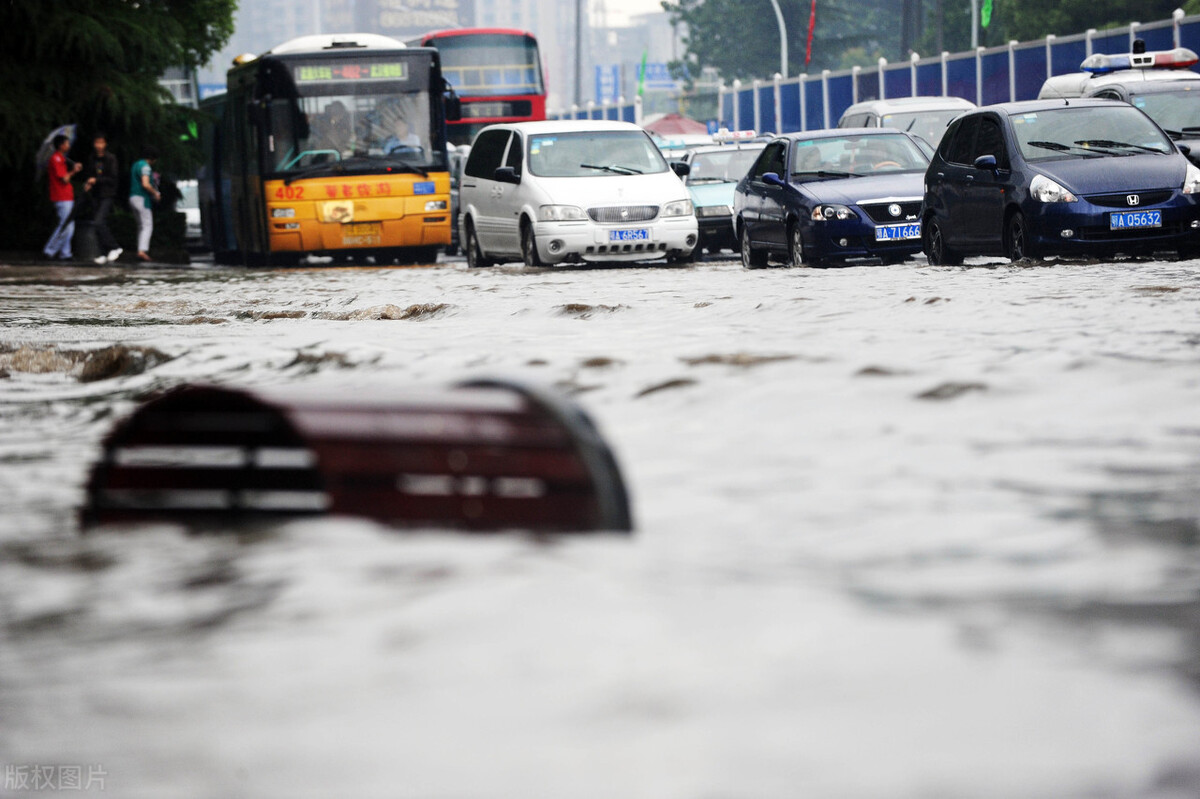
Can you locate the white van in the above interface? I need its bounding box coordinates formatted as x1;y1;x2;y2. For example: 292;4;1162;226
459;120;698;266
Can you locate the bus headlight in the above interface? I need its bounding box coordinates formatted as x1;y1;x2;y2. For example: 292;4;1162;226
1030;174;1077;203
539;204;586;221
1184;162;1200;194
271;208;296;218
424;200;448;211
662;199;693;217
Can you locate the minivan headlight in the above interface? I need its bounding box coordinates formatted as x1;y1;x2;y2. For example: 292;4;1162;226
538;204;586;221
662;199;694;217
1030;174;1077;203
1183;162;1200;194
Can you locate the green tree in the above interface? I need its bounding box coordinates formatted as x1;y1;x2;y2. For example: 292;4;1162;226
918;1;1188;54
0;0;234;249
661;0;903;84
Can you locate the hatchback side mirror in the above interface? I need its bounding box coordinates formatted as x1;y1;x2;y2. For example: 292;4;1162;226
763;172;786;187
1179;144;1192;157
973;154;998;171
493;166;520;184
671;161;690;178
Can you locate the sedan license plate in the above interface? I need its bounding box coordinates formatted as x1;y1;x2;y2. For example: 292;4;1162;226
875;222;921;242
1109;210;1162;231
609;228;650;242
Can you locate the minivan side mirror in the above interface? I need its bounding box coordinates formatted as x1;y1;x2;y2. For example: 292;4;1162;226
973;154;998;171
671;161;690;178
763;172;786;187
493;166;520;184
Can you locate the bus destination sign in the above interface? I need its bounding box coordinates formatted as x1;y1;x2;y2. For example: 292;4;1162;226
294;62;409;83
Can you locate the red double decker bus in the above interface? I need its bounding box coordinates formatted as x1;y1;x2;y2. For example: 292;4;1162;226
407;28;545;146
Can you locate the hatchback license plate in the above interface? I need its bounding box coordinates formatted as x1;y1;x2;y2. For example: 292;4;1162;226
875;223;921;241
609;228;650;242
1109;210;1162;230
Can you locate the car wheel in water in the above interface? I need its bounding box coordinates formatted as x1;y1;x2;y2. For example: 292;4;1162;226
465;220;491;269
924;217;962;266
740;224;768;269
521;222;543;267
788;224;806;267
1006;211;1037;262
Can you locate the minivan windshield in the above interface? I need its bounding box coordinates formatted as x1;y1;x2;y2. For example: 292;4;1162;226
1010;104;1173;162
528;130;668;177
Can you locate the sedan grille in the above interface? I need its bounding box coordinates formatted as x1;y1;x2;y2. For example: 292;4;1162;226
859;200;922;223
1085;190;1173;208
588;205;659;224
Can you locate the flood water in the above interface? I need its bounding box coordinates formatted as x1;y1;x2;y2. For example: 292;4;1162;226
1;254;1199;797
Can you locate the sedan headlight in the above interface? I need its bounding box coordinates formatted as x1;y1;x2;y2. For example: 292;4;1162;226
1030;174;1077;203
1183;162;1200;194
662;199;694;217
811;204;855;222
538;204;586;221
695;204;732;218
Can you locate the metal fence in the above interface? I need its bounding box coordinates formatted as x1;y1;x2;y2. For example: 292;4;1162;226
554;10;1200;133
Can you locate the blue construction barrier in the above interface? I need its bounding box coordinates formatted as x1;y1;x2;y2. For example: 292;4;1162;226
555;12;1200;134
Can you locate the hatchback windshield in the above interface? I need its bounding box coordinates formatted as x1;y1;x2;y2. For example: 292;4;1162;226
528;131;668;177
789;133;929;176
1010;104;1173;161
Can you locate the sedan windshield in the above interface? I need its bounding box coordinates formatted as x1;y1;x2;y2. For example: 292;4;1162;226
789;133;929;177
1130;88;1200;136
880;109;964;146
1010;104;1173;162
528;131;668;177
686;147;765;184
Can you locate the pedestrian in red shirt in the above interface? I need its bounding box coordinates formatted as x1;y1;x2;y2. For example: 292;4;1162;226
43;134;83;260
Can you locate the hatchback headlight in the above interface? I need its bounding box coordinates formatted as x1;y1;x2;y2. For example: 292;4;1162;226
538;204;586;221
1183;162;1200;194
696;204;732;218
812;204;855;222
1030;174;1077;203
662;199;694;217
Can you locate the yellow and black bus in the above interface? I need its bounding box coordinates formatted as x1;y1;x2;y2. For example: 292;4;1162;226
200;33;459;266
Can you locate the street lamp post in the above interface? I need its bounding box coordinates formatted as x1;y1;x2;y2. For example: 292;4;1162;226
768;0;788;78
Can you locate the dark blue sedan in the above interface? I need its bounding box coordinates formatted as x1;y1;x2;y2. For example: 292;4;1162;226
733;129;932;267
922;98;1200;263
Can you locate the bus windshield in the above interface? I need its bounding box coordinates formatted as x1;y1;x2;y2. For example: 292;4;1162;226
267;56;444;175
433;33;543;97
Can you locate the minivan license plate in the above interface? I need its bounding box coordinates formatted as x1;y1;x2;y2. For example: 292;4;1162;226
610;228;650;242
875;223;921;241
1110;210;1162;230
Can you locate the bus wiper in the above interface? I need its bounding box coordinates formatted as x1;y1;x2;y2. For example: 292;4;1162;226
1027;140;1104;157
285;156;427;185
581;163;643;175
1075;138;1162;154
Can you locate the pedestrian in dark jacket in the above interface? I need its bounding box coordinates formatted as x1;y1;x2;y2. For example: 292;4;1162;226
81;133;122;264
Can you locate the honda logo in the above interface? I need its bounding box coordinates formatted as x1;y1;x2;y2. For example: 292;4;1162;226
1127;194;1140;206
